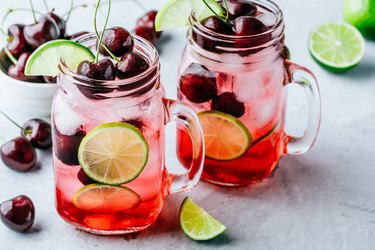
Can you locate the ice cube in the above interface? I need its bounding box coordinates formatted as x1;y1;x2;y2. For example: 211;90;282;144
54;95;85;136
257;13;277;27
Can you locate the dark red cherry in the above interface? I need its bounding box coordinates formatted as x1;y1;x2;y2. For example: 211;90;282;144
136;10;162;38
7;24;29;59
122;118;146;132
97;27;134;57
1;137;37;172
77;59;116;80
43;76;57;83
222;0;257;18
53;126;86;166
45;12;66;38
77;169;96;185
21;119;52;149
24;15;60;50
211;92;245;118
134;26;157;45
116;52;149;79
201;16;233;35
0;195;35;233
68;31;90;40
234;16;268;36
7;52;42;82
180;63;217;103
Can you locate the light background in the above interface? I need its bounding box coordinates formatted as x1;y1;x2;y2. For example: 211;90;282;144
0;0;375;249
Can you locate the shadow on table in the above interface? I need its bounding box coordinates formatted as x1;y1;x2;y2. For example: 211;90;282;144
327;56;375;80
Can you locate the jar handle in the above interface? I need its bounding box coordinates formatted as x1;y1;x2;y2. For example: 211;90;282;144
285;60;322;154
163;98;205;194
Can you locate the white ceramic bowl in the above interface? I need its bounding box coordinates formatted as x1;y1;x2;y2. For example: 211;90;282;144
0;68;58;117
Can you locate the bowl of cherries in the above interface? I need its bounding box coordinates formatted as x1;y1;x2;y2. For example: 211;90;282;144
0;6;89;117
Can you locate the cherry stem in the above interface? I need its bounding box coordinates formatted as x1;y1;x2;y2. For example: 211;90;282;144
94;0;120;63
28;0;38;24
43;0;50;12
222;0;229;20
0;110;31;135
63;4;88;22
2;46;18;65
1;9;42;36
202;0;229;24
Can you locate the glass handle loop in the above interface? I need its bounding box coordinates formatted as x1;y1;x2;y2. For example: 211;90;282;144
285;60;321;155
163;98;205;194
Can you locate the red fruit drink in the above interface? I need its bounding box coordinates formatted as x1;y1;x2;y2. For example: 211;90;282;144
177;0;321;186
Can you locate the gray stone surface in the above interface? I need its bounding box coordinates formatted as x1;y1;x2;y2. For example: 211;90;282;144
0;0;375;249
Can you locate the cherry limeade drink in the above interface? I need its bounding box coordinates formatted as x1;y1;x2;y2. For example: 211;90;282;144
177;0;321;186
52;34;204;235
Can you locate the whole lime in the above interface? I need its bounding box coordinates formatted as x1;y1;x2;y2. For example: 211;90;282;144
344;0;375;39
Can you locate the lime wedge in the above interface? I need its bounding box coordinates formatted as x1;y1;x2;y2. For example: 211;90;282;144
344;0;375;39
155;0;224;31
73;184;141;212
179;197;226;241
25;39;95;77
198;111;251;161
309;21;365;72
78;122;149;185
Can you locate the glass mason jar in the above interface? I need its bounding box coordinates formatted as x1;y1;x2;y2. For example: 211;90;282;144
52;34;205;235
177;0;321;186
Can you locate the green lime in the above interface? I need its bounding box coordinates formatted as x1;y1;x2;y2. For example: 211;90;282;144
198;111;252;161
344;0;375;39
179;197;226;241
73;184;141;213
155;0;224;31
309;21;365;72
25;39;95;77
78;122;149;186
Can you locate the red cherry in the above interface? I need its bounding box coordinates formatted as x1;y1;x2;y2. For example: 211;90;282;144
23;15;60;50
223;0;257;18
0;195;35;233
7;24;30;59
133;26;157;45
136;10;162;38
116;52;149;79
179;63;217;103
201;16;233;35
77;169;96;185
21;119;52;149
97;27;134;57
211;92;245;118
1;137;37;172
77;59;117;80
45;12;66;38
7;52;42;82
234;16;268;36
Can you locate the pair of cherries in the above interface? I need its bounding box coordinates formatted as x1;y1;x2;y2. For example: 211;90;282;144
1;117;52;172
5;12;66;83
180;63;245;118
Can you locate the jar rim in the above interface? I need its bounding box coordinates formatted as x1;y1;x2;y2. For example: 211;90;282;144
58;33;160;88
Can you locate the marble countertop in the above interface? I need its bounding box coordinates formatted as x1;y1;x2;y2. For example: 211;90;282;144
0;0;374;249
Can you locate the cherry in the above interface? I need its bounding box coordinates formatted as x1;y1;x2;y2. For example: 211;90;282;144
77;169;96;185
1;137;37;172
53;126;86;166
234;16;268;36
134;26;157;45
24;14;60;50
179;63;217;103
136;10;162;38
122;118;146;133
77;59;116;80
211;92;245;118
21;119;52;149
45;12;66;38
0;195;35;233
201;16;233;35
97;27;134;57
67;31;89;40
223;0;257;18
6;24;29;59
116;52;149;79
8;52;42;82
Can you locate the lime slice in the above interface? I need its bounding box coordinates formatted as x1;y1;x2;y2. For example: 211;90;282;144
155;0;224;31
309;21;365;72
198;111;251;161
179;197;226;241
25;39;95;77
344;0;375;38
78;122;149;185
73;184;141;212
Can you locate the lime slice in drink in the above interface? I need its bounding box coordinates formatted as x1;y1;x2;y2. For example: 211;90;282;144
25;39;95;77
344;0;375;39
198;111;252;161
155;0;224;31
179;197;226;241
309;21;365;72
73;184;141;212
78;122;149;185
